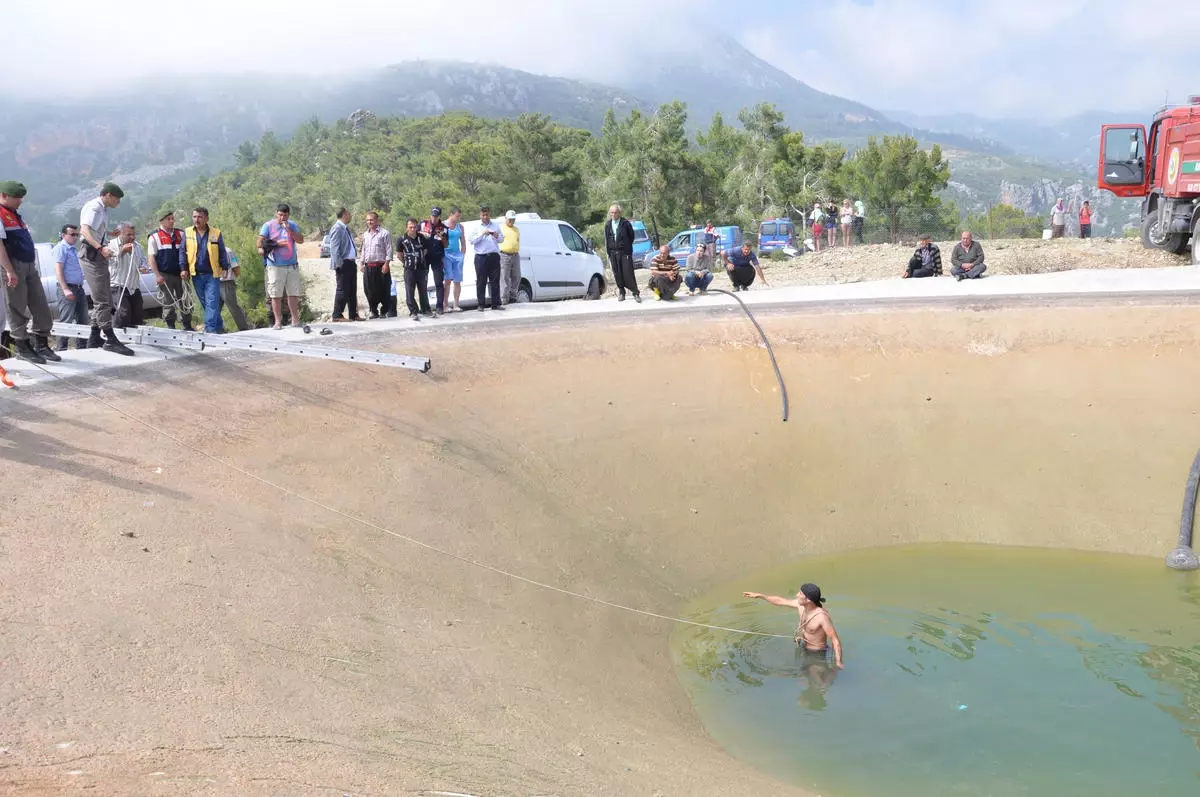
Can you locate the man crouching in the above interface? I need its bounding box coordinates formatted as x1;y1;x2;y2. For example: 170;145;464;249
648;244;682;300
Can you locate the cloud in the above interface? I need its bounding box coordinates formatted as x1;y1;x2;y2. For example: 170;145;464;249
1;0;712;97
740;0;1200;119
2;0;1197;120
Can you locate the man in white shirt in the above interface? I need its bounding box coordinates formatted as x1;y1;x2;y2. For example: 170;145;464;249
468;205;504;312
108;222;160;330
79;181;133;354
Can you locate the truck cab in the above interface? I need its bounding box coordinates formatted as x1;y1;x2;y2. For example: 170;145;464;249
1097;97;1200;262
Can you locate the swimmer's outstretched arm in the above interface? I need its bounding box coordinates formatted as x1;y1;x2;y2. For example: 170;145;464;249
742;592;800;608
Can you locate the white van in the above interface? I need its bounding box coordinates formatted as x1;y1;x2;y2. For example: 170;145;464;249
428;213;606;306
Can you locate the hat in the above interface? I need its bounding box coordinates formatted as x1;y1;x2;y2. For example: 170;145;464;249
918;232;931;241
430;206;442;216
799;583;825;606
101;182;124;198
0;180;27;197
505;210;517;220
159;210;177;221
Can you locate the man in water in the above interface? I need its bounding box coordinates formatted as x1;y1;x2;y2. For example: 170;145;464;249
743;583;844;669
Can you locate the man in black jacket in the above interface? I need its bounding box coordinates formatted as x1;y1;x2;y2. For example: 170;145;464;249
903;233;942;278
603;203;641;303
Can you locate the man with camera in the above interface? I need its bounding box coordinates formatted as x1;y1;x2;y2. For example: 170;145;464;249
257;203;304;329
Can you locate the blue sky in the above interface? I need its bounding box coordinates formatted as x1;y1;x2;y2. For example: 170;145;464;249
6;0;1200;120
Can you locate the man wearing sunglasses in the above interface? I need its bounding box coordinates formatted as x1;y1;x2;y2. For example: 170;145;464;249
53;224;90;350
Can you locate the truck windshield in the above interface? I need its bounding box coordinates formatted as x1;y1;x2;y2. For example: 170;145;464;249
760;223;778;236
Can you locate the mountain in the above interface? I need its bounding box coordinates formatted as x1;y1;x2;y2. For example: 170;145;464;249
0;64;647;237
0;43;1136;239
609;36;1008;155
882;108;1149;167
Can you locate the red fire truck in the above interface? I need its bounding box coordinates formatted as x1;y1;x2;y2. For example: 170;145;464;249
1098;97;1200;264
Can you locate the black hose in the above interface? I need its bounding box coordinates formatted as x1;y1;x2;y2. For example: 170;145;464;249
707;288;789;422
1168;449;1200;570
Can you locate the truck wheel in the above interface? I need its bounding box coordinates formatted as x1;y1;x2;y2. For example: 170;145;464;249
1192;218;1200;266
1142;213;1186;253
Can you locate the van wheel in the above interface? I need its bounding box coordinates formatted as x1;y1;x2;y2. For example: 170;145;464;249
517;282;533;303
586;275;603;300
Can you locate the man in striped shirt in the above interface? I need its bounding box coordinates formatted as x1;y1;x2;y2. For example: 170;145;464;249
359;211;392;318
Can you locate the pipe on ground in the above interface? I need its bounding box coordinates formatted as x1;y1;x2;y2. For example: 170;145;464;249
1167;449;1200;570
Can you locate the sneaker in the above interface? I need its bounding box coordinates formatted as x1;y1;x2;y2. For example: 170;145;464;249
653;288;662;300
410;313;420;321
688;290;695;296
954;274;963;282
618;294;626;302
477;307;485;312
430;310;440;318
633;294;642;304
492;305;505;311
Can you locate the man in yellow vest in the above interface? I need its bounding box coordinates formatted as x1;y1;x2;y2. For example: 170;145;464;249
499;209;521;304
183;206;231;333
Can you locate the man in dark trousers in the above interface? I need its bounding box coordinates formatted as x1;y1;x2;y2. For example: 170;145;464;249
950;230;987;281
328;207;360;321
903;233;942;278
468;206;504;311
417;207;446;317
604;203;641;303
397;218;431;321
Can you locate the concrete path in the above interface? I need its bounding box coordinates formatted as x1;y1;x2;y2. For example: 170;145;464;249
3;265;1199;394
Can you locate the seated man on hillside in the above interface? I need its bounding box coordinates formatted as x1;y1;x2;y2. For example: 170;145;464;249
648;244;682;300
903;233;942;278
685;243;714;295
950;230;987;280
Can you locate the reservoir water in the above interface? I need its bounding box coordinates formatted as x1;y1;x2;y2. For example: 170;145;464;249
671;544;1200;796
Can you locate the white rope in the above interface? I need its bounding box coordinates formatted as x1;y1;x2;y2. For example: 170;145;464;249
155;276;196;317
18;361;792;640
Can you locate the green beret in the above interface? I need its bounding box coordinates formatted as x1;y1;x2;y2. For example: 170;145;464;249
101;182;124;198
159;209;177;221
0;180;28;198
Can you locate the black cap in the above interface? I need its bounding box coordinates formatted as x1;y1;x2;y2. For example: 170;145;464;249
800;583;825;606
431;206;442;216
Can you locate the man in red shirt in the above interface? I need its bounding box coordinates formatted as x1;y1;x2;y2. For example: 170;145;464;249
1078;201;1093;239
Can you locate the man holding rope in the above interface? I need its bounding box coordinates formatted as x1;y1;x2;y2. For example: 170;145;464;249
146;211;192;330
743;583;844;669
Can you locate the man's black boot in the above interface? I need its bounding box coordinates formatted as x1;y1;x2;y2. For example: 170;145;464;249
33;336;62;363
87;326;103;349
101;326;134;356
14;338;46;365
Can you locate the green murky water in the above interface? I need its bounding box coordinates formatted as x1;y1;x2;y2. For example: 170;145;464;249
671;544;1200;797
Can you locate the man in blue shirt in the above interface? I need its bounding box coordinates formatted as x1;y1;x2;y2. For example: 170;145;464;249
258;203;305;329
53;224;90;350
721;242;769;291
183;207;232;333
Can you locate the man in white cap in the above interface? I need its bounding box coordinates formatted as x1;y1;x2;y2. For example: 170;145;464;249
499;209;521;304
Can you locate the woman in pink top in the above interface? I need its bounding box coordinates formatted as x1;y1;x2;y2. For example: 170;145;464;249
840;199;854;247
